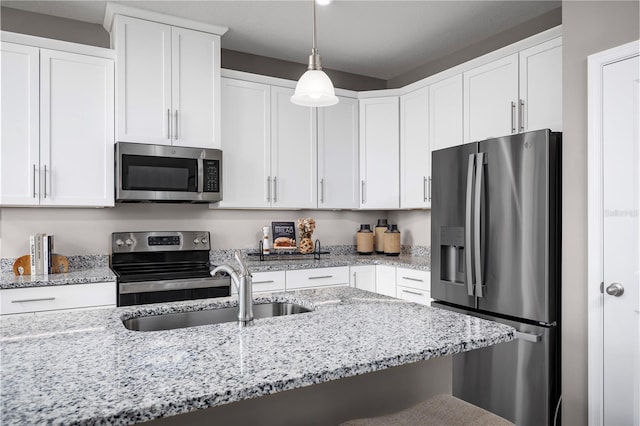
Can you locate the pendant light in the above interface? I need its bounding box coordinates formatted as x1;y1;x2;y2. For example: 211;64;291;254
290;0;339;107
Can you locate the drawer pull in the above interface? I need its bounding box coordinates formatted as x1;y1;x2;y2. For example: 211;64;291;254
253;280;275;284
308;275;333;280
401;276;424;282
12;297;56;303
401;289;423;296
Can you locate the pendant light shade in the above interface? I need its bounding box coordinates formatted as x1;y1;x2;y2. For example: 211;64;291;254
291;0;339;107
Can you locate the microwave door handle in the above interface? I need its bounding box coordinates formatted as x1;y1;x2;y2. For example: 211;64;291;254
474;152;485;298
197;158;204;193
465;154;475;297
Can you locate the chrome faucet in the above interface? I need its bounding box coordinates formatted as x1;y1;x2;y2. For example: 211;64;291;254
211;251;254;327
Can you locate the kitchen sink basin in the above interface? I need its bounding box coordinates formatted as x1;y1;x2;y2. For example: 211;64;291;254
122;302;312;332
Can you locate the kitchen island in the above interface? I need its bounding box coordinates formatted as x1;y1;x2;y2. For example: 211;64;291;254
0;287;513;425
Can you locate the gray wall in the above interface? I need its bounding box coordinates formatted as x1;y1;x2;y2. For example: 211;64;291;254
561;1;639;425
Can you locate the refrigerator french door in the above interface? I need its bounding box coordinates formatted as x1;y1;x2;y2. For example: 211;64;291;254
431;129;561;426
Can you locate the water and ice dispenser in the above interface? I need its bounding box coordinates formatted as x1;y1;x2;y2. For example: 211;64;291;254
439;227;466;283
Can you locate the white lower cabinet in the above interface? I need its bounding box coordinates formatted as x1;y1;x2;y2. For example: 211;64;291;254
375;265;397;298
350;265;376;292
396;267;431;306
397;285;431;305
233;271;285;295
286;267;349;290
0;282;116;315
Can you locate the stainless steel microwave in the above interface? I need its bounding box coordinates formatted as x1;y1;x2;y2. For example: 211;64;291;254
115;142;222;203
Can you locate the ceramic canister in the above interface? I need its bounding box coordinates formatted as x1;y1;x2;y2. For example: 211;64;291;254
356;224;374;255
383;224;401;256
374;218;388;254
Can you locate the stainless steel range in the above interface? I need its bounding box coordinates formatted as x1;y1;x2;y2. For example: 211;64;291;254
110;231;230;306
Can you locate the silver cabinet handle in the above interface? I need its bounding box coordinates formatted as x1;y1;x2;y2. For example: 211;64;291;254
423;176;428;201
266;176;271;202
511;101;516;133
43;165;48;198
428;176;432;202
361;180;365;204
273;176;277;203
519;99;525;132
175;109;179;140
465;154;475;297
253;280;275;284
515;331;542;343
32;164;37;198
401;289;423;296
12;297;55;303
308;275;333;280
167;109;171;139
401;276;424;283
320;178;325;204
474;152;484;298
353;272;357;286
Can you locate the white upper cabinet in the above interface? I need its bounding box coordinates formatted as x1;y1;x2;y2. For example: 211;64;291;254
0;42;39;206
317;96;359;209
114;15;220;149
518;37;562;133
217;78;271;208
400;86;430;209
0;41;114;207
464;54;519;143
429;73;463;151
270;86;317;209
359;96;400;209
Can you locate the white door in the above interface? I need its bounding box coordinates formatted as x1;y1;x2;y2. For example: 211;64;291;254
270;86;317;209
601;52;639;426
400;86;430;209
317;96;359;209
215;78;271;208
39;49;114;207
0;42;40;206
359;97;400;209
350;265;376;292
115;15;171;145
171;27;220;149
429;73;463;151
464;53;519;143
519;37;563;132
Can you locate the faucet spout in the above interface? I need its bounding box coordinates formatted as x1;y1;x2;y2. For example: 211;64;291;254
211;251;253;327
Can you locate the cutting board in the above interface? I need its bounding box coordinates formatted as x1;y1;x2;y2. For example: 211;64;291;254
12;254;69;276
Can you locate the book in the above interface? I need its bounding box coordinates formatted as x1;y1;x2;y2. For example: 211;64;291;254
34;233;43;275
29;234;37;275
42;234;53;275
271;222;296;250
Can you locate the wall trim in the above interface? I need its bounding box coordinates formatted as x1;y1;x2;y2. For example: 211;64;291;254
586;39;640;426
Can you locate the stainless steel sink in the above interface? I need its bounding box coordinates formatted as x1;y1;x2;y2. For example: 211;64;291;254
122;302;312;332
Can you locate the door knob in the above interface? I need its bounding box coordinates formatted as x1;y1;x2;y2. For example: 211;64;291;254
606;282;624;297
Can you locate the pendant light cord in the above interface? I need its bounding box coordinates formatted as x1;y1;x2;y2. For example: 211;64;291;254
312;0;318;55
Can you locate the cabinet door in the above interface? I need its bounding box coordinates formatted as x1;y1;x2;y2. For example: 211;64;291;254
464;54;519;143
350;265;376;292
375;265;396;298
0;42;40;206
271;86;317;209
519;37;562;133
317;96;359;209
216;78;271;208
171;27;220;149
39;49;114;207
115;15;171;144
430;74;463;151
359;97;400;209
400;86;430;209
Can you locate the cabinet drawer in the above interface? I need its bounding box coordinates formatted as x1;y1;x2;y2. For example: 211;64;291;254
286;267;350;290
396;268;430;291
232;271;285;295
397;285;431;306
0;282;116;315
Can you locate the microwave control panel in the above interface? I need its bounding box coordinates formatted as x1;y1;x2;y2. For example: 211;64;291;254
203;159;220;192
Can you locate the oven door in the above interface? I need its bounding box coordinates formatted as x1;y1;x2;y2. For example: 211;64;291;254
118;277;231;306
115;142;221;203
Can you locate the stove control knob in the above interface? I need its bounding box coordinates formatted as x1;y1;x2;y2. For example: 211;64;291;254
125;238;134;246
193;238;201;244
201;238;208;244
115;239;124;247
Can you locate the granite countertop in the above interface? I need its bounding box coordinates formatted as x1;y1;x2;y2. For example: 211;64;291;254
0;266;116;289
0;287;514;425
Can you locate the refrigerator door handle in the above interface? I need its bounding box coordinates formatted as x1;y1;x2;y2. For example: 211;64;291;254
465;154;475;296
515;331;542;343
474;152;484;298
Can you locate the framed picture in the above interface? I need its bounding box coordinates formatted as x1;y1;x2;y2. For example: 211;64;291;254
271;222;296;250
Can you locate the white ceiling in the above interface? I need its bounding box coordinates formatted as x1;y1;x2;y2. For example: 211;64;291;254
1;0;561;80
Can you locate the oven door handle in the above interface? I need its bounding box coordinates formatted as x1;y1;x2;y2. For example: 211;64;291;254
118;277;230;294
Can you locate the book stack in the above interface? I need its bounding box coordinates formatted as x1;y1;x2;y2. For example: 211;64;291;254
29;233;54;275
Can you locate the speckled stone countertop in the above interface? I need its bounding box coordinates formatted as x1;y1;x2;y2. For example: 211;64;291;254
0;287;514;425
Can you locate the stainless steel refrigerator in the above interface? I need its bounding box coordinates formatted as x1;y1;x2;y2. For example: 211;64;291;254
431;129;561;426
